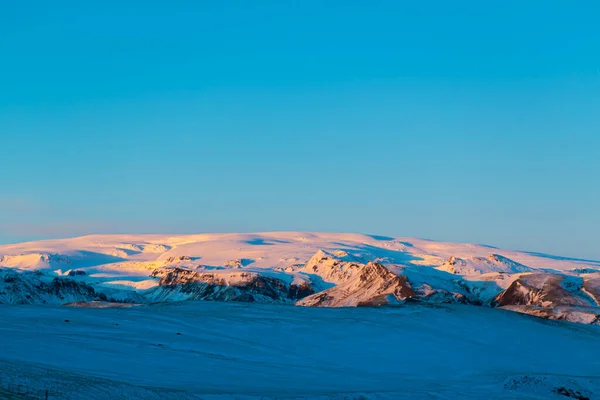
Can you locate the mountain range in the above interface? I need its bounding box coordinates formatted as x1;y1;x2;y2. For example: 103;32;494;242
1;232;599;324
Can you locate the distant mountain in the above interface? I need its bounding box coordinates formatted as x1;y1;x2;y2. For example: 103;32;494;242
1;232;599;324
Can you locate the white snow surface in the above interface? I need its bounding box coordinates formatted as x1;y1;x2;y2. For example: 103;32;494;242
1;231;597;275
0;301;599;399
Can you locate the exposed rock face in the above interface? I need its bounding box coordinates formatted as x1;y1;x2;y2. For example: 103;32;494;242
224;259;244;268
582;277;600;306
501;305;600;325
493;273;600;324
413;284;469;304
164;256;193;263
300;249;364;284
297;262;415;307
494;274;589;308
299;250;477;307
45;278;98;300
141;244;170;253
149;267;314;303
439;254;532;275
0;269;105;304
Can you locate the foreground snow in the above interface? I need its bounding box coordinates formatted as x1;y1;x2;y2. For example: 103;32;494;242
0;301;598;399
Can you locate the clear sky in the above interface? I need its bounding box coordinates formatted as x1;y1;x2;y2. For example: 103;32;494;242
1;1;599;258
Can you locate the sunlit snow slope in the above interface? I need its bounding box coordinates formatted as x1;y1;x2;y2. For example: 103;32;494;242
1;232;599;323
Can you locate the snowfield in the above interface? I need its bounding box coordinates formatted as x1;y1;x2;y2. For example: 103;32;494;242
0;302;599;399
0;232;599;398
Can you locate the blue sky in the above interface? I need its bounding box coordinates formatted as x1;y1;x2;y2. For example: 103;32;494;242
1;1;599;258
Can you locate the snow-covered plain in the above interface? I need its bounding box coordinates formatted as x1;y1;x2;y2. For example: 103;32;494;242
1;301;599;399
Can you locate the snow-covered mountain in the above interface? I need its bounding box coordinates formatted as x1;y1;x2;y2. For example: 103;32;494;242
1;232;599;324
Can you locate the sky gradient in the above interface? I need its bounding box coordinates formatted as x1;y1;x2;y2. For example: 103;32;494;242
1;1;599;258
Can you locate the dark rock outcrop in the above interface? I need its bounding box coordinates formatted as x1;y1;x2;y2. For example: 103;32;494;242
0;269;107;305
149;267;315;303
297;262;416;307
494;274;589;308
493;273;600;324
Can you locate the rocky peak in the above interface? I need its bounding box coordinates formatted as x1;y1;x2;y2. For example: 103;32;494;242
297;262;415;307
439;254;532;275
148;266;315;304
494;273;590;308
301;250;364;283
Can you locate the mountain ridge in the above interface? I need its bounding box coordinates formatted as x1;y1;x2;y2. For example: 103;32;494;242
1;232;599;324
